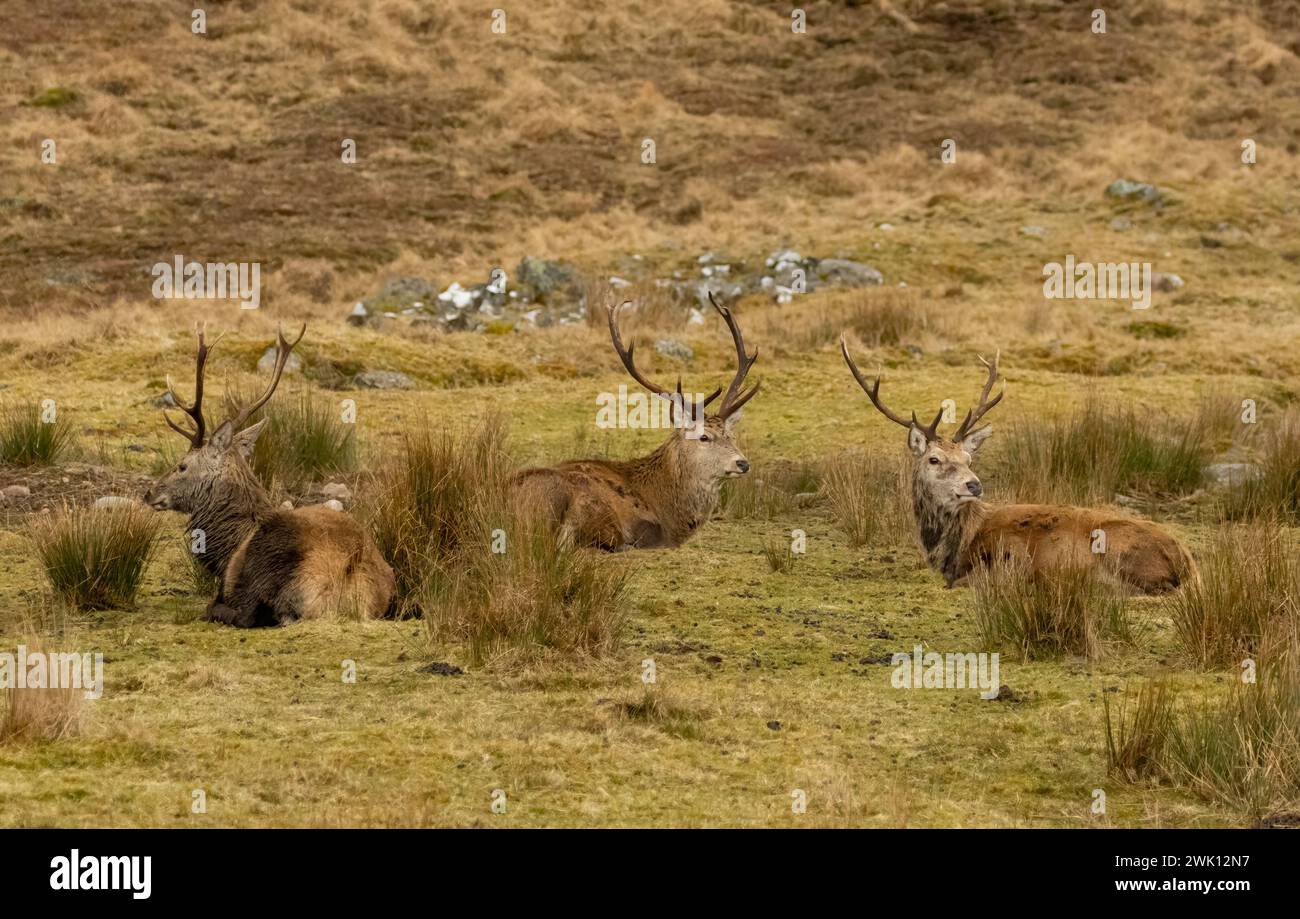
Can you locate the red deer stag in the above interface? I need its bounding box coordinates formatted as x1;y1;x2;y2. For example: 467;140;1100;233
840;340;1195;593
514;295;759;550
145;325;395;626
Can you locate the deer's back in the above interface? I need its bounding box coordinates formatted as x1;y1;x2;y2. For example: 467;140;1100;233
225;504;395;620
511;461;672;550
970;503;1193;593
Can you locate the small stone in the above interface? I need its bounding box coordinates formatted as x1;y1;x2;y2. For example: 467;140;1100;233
346;302;368;326
1203;463;1260;486
321;499;345;512
1019;225;1046;238
655;339;693;361
320;482;352;500
280;500;294;509
93;496;138;510
354;370;414;390
813;258;884;287
1153;272;1184;292
1;485;31;498
1105;178;1163;204
258;347;302;375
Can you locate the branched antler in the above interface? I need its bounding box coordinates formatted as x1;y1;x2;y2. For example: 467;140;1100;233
607;301;719;423
164;324;225;447
707;292;760;420
840;336;943;439
226;324;306;434
952;350;1003;441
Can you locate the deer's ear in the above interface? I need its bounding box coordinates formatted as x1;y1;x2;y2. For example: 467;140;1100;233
724;409;743;432
962;425;993;454
208;420;235;451
231;419;268;458
907;424;929;456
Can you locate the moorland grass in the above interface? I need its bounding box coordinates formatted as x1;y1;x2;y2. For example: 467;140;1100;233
0;401;73;466
970;558;1136;661
1164;523;1300;669
27;504;161;610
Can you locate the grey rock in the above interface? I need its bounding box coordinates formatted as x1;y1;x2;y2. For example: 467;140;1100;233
1153;272;1185;292
1;485;31;498
1203;463;1260;486
1105;179;1163;205
94;496;139;510
444;311;484;333
320;482;352;501
258;346;302;375
655;339;694;361
812;258;884;287
346;302;369;326
368;277;435;311
516;256;576;302
1019;225;1046;238
322;499;345;512
354;369;414;390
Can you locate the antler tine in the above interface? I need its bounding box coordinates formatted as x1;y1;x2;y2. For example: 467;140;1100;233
953;348;1004;441
607;300;677;402
163;323;224;447
840;336;913;429
228;323;306;432
707;292;759;418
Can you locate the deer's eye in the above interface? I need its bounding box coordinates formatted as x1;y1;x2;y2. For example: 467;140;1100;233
178;463;187;472
928;456;940;465
698;434;711;442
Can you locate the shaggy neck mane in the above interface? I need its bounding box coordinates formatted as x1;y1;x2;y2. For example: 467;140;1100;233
187;459;277;577
616;434;719;541
911;471;988;584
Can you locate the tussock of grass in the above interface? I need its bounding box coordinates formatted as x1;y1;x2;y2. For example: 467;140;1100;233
613;686;705;739
1165;524;1299;669
228;387;358;493
762;534;798;573
0;401;73;466
1106;645;1300;822
1;683;82;744
1104;682;1173;784
999;397;1209;504
1218;408;1300;524
364;416;511;612
422;507;629;668
27;504;161;610
970;558;1135;661
819;449;908;547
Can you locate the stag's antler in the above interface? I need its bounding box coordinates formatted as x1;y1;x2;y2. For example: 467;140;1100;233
840;336;943;439
226;324;306;433
607;302;719;422
952;350;1003;441
706;292;759;420
164;324;225;447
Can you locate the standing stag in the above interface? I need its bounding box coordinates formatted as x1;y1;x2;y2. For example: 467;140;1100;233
145;325;395;626
840;340;1195;593
513;295;760;550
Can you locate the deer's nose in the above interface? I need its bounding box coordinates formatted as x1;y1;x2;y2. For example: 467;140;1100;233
736;460;750;474
966;480;982;497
